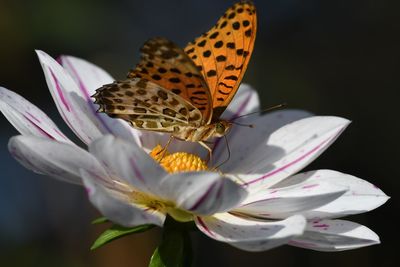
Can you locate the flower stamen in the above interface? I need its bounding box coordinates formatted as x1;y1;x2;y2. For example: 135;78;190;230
150;145;208;173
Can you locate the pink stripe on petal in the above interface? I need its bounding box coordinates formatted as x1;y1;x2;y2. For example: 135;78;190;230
244;128;344;187
129;158;145;183
302;184;319;189
189;182;217;211
49;68;70;112
244;140;328;186
53;128;69;140
313;224;330;228
196;217;216;237
23;114;56;140
61;57;114;134
26;112;41;124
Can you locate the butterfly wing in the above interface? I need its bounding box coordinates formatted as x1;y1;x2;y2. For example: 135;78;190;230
93;78;203;132
184;1;257;120
127;37;213;124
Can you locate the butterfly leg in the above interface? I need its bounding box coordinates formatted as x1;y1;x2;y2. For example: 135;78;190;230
199;141;213;166
158;135;174;162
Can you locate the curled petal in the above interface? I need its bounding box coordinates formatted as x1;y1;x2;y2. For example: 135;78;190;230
159;172;248;216
234;179;347;219
289;219;380;251
59;55;141;144
0;87;71;143
195;213;306;251
8;135;105;185
89;135;166;194
274;170;389;219
81;169;165;227
236;116;350;191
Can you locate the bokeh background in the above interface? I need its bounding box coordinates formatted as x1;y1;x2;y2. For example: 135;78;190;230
0;0;397;266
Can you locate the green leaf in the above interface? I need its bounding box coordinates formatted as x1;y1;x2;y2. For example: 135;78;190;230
149;219;192;267
91;224;155;250
91;216;109;225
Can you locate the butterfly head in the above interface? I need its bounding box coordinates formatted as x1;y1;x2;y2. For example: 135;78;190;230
214;121;232;137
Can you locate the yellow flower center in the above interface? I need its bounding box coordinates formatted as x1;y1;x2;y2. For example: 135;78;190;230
150;145;208;173
146;145;209;222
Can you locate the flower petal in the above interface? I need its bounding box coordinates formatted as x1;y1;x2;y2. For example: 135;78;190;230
235;116;350;191
80;169;165;227
8;135;105;184
195;213;306;251
273;170;389;219
214;110;312;172
158;172;248;215
289;219;380;251
0;87;71;143
88;135;166;194
36;50;132;144
59;55;141;144
234;179;347;219
222;83;260;119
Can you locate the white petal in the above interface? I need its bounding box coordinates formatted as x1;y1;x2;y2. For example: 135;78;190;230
89;135;166;194
36;50;122;144
234;179;347;219
8;135;105;184
195;213;306;251
158;172;247;215
273;170;389;219
81;169;165;227
59;55;141;144
235;116;350;191
0;87;72;143
289;219;380;251
213;109;312;172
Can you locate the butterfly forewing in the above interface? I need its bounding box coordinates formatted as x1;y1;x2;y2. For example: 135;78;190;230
93;78;203;132
127;38;213;124
94;2;257;143
184;1;257;120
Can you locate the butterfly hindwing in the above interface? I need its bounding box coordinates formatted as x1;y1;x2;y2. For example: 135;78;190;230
93;78;203;132
127;37;213;124
184;1;257;120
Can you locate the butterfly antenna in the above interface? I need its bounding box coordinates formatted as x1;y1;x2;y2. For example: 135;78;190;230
230;103;287;121
214;135;231;170
231;121;254;128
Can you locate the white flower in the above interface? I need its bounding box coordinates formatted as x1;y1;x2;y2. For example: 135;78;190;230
0;50;388;252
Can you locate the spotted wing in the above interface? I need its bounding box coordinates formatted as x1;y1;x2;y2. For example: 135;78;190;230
184;1;257;120
127;37;213;124
93;78;203;132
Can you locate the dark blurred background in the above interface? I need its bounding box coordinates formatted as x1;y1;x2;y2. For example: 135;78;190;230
0;0;397;266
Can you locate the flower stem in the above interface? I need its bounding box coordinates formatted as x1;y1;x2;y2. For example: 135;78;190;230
149;216;193;267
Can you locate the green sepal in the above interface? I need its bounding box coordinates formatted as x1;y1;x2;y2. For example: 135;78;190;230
149;217;192;267
91;216;109;225
91;224;155;250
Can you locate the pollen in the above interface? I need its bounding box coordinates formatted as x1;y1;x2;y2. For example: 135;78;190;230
150;145;208;173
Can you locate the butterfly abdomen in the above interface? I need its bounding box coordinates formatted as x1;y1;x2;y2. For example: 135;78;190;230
173;120;231;142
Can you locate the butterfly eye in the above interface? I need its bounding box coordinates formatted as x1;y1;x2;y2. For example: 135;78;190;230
215;122;226;134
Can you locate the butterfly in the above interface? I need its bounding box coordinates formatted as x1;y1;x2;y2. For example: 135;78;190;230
93;1;257;155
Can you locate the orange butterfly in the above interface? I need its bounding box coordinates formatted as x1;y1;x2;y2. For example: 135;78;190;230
94;1;257;154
